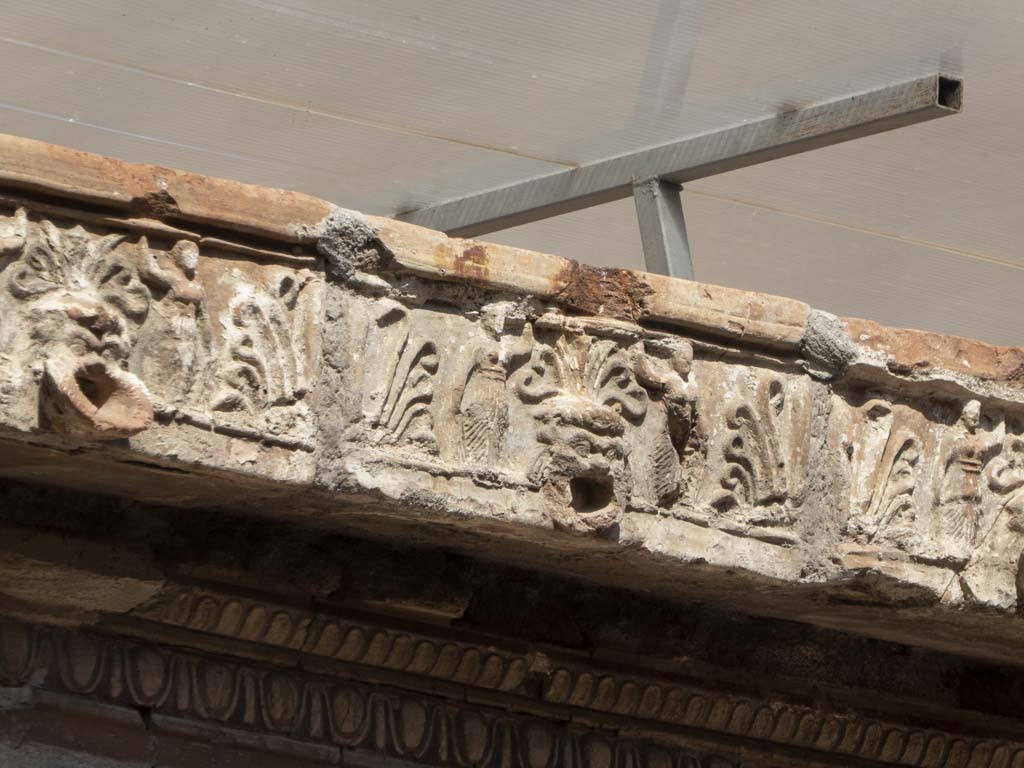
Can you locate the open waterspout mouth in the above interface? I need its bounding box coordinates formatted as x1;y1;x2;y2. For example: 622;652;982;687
42;354;153;439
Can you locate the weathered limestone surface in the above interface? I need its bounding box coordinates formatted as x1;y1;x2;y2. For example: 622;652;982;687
1;134;1024;669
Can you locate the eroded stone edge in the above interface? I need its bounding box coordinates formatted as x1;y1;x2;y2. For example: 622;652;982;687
0;133;1018;401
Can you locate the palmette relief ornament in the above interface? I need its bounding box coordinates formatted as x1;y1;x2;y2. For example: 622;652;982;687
862;432;922;545
703;373;811;532
844;400;925;551
211;269;317;442
358;300;439;450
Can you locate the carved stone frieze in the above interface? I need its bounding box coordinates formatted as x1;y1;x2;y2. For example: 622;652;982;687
0;209;157;438
0;206;321;458
327;267;1024;594
6;598;1024;768
844;400;924;548
4;197;1024;630
116;585;1024;768
4;135;1024;658
990;430;1024;525
932;400;1002;560
135;586;530;694
358;298;440;449
697;368;812;538
210;268;317;443
0;618;748;768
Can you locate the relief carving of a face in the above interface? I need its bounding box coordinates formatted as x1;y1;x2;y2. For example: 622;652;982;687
514;331;649;532
0;212;154;438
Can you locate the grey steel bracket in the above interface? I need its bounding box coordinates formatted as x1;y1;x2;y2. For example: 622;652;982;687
632;177;692;279
398;74;962;279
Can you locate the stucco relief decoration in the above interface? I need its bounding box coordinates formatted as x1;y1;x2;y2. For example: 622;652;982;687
498;315;702;532
211;268;317;443
453;303;516;468
336;286;712;533
990;429;1024;528
703;373;811;532
0;206;237;441
134;237;211;407
0;208;158;438
358;299;439;450
6;150;1024;621
932;399;1002;562
964;425;1024;601
845;400;926;550
327;265;1024;595
512;321;648;532
629;336;699;509
0;205;330;453
835;394;1024;598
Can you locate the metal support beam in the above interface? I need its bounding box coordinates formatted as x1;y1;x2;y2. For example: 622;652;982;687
398;74;962;240
633;178;692;279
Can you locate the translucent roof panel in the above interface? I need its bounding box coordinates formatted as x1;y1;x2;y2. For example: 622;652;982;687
0;0;1020;343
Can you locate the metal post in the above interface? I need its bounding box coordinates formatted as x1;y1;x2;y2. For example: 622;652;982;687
633;178;693;279
398;75;962;241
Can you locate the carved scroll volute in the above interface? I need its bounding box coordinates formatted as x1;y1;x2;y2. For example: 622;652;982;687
513;327;648;533
0;209;155;439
